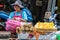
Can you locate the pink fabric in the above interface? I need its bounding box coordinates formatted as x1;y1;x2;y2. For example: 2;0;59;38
6;20;21;33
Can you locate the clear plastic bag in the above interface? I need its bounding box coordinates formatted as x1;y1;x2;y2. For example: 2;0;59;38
45;32;56;40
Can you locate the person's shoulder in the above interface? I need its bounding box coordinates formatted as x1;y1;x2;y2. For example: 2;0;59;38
10;11;15;13
22;7;27;11
22;9;26;13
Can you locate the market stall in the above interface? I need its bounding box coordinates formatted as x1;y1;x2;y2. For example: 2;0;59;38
34;22;57;40
16;21;57;40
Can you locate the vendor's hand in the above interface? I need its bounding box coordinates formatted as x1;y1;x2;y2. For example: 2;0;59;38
21;19;26;22
13;17;22;20
11;18;26;22
12;18;15;20
16;27;21;34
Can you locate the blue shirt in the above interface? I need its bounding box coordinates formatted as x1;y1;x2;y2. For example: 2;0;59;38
9;11;28;20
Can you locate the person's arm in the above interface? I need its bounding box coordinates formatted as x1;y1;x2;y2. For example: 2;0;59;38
22;11;28;21
9;12;14;19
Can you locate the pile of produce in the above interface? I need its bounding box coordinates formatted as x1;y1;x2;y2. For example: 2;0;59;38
20;22;34;32
35;22;56;29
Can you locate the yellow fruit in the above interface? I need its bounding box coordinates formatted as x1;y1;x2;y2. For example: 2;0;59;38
35;22;56;29
49;22;54;28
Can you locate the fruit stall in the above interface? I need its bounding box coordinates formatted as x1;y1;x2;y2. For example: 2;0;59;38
16;22;57;40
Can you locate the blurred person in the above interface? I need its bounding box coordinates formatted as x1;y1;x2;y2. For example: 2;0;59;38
9;0;33;21
44;12;51;22
44;12;57;26
6;0;33;34
44;12;55;22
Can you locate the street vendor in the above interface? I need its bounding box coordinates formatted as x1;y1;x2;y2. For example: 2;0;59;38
9;0;33;22
5;0;33;33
